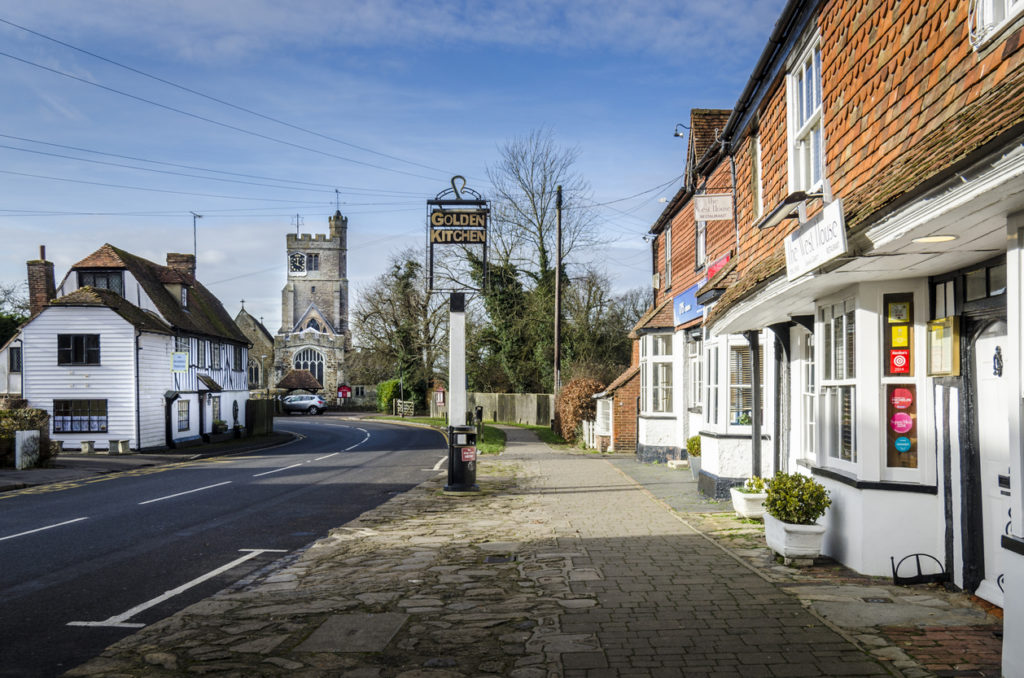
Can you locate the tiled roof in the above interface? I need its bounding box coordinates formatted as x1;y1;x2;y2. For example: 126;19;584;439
70;244;248;344
602;364;640;396
51;286;173;334
691;109;732;169
696;257;738;298
628;296;674;339
235;307;274;343
277;369;322;391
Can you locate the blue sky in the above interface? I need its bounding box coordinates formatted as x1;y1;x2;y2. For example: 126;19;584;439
0;0;787;329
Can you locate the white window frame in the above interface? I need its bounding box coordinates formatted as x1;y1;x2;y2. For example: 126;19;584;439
640;333;673;415
728;341;763;428
799;330;816;462
787;36;824;193
751;134;764;219
688;336;703;410
705;342;720;425
695;220;706;270
818;299;856;467
595;399;612;436
970;0;1024;49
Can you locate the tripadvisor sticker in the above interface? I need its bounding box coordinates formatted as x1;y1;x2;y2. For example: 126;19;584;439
894;436;912;453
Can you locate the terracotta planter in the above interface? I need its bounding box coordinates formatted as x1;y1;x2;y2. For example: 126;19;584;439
730;488;767;519
763;512;826;559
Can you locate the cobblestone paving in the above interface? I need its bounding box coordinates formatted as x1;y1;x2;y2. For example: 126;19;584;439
66;429;982;677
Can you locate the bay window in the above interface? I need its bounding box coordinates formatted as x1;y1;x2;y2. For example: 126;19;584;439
641;334;673;414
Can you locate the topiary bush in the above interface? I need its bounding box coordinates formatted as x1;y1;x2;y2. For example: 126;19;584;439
686;435;701;457
764;471;831;524
739;475;767;494
555;377;604;443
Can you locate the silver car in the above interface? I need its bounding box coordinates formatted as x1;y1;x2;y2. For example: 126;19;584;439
282;394;326;415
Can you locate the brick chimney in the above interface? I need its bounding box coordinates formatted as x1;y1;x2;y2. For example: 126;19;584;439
27;245;56;316
166;253;196;278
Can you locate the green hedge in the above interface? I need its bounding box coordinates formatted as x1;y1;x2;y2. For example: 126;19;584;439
0;408;52;467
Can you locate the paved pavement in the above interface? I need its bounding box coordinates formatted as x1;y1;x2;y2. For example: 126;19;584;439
5;426;1003;677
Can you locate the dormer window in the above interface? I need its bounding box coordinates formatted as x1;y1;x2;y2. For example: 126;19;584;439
78;270;124;296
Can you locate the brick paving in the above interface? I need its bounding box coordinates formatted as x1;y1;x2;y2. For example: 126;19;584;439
65;427;1001;677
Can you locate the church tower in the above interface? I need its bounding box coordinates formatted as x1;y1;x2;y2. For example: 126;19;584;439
273;210;349;397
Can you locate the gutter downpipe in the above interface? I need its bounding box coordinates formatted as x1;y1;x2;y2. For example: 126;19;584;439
135;329;141;451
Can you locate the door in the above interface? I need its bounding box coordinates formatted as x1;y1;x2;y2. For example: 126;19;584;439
972;320;1011;606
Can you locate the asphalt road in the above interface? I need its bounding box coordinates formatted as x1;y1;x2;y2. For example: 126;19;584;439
0;416;446;678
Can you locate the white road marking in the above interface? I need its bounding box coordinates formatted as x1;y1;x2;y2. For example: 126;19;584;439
0;517;89;543
68;548;288;628
433;456;447;471
138;481;231;505
315;453;339;461
345;428;371;450
252;463;302;477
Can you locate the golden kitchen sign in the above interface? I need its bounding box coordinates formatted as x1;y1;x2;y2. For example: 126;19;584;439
430;209;488;244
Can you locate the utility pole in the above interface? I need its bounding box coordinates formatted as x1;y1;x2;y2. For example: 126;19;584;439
190;212;202;264
553;185;563;396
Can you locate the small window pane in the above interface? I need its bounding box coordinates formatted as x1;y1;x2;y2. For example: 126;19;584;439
990;263;1006;296
844;307;856;378
965;268;987;301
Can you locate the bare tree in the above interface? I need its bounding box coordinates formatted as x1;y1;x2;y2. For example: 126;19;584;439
351;249;447;402
486;128;600;283
0;281;29;316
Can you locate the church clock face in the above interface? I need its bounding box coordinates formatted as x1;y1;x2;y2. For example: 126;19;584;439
288;252;306;275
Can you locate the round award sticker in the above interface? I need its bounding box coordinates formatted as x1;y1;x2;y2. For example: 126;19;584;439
891;412;913;434
894;436;912;453
890;387;913;410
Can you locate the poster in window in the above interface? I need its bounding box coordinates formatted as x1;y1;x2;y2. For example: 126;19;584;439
886;383;917;468
883;293;914;377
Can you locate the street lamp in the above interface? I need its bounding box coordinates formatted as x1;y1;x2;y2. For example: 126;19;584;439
261;353;268;399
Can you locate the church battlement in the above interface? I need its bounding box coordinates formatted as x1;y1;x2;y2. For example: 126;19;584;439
289;233;331;243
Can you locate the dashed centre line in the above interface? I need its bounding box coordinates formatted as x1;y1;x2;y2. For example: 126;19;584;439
252;463;302;478
138;481;232;505
0;517;89;542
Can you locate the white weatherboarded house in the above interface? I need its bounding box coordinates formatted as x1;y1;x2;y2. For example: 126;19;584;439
0;245;250;451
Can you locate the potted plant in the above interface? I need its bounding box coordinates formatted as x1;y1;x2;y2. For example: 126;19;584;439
763;471;832;561
730;476;768;519
686;435;701;480
212;419;228;434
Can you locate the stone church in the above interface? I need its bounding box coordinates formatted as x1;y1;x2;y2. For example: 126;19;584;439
270;210;350;399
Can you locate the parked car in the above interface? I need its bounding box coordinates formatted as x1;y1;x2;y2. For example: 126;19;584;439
282;394;326;415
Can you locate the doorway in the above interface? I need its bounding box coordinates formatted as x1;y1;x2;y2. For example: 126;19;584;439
969;320;1011;606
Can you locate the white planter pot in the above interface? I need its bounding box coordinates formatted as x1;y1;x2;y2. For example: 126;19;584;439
689;455;701;480
730;488;767;519
763;513;826;559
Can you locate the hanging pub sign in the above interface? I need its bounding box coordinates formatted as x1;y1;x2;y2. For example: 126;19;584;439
886;384;918;468
883;292;914;376
693;193;734;221
171;352;189;372
427;175;489;293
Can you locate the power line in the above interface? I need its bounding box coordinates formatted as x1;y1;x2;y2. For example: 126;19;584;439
0;133;424;196
0;17;456;178
0;168;420;205
0;49;444;182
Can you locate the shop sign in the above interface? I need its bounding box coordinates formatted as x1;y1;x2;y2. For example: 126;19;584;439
171;352;189;372
886;384;917;468
694;194;734;221
784;198;847;280
706;253;731;281
430;227;487;244
673;284;703;326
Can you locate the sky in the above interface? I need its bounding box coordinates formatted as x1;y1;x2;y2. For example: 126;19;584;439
0;0;788;330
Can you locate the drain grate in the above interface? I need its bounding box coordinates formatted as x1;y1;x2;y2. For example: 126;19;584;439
863;597;893;604
484;554;517;563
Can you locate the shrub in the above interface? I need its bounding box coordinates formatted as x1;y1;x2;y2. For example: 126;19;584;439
376;379;400;412
555;377;604;443
0;407;52;467
686;435;701;457
739;475;767;494
764;472;831;525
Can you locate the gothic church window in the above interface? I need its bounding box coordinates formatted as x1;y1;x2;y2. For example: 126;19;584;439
307;318;322;332
294;348;325;385
248;358;260;388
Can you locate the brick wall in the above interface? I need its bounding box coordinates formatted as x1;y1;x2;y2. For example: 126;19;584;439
612;375;639;452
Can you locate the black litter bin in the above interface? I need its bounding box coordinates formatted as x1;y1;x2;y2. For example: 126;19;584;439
446;424;479;492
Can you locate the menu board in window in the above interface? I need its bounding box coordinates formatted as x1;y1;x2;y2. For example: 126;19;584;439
886;384;918;468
